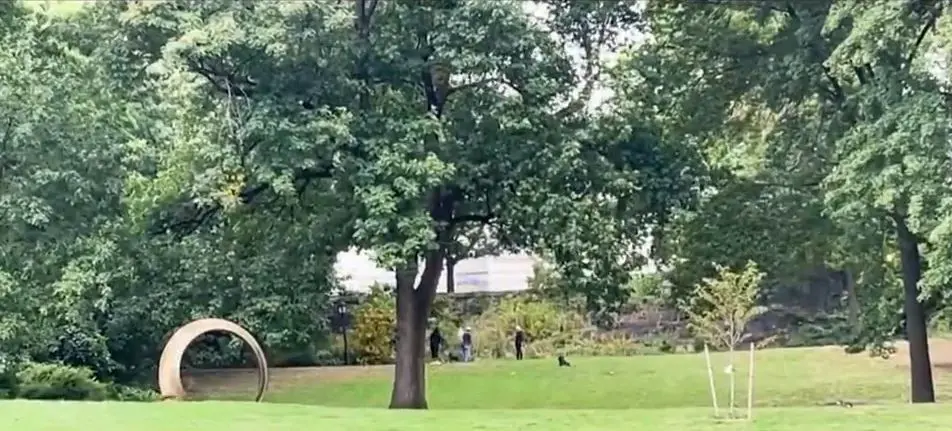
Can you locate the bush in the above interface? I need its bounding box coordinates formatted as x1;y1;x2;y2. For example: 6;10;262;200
106;383;159;402
472;295;586;358
0;370;15;399
351;286;396;365
15;362;107;401
310;349;345;366
563;333;667;356
624;273;672;313
43;323;117;379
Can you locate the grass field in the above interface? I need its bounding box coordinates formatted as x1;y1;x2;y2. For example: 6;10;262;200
4;401;952;431
196;343;952;408
6;341;952;430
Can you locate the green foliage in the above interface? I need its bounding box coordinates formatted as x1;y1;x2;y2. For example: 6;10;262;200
526;261;585;310
682;262;766;350
472;295;585;358
15;363;107;401
14;0;952;408
105;383;160;402
625;272;672;311
351;286;396;365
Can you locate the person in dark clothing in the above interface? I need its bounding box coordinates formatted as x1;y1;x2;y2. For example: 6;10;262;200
461;327;473;362
514;325;525;360
558;354;572;367
429;327;444;360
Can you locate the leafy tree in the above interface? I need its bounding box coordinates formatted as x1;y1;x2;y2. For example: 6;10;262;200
0;4;130;375
684;262;766;351
627;0;952;403
351;286;397;365
683;262;765;419
83;0;698;409
0;2;348;383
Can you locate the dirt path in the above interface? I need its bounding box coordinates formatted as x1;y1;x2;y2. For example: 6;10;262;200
888;338;952;370
183;364;393;394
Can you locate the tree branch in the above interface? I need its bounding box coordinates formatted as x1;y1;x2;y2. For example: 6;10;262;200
853;65;869;85
450;213;494;225
148;166;333;237
0;117;13;181
822;65;845;103
188;60;257;97
905;6;940;68
446;77;520;98
749;178;822;190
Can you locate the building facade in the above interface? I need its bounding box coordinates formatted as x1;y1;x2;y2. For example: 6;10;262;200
335;250;538;294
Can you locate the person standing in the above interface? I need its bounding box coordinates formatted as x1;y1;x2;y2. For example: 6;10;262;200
429;327;444;360
461;327;473;362
514;325;525;360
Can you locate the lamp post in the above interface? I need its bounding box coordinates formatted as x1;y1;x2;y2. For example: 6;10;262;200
336;302;350;365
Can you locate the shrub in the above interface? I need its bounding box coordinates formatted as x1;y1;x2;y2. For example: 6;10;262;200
526;262;587;310
430;294;459;326
0;369;15;399
15;362;107;401
563;333;664;356
624;273;672;313
44;323;117;379
472;295;586;358
310;349;345;366
106;383;159;402
351;286;396;365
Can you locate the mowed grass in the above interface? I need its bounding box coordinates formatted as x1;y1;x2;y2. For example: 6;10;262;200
7;343;952;430
208;344;952;409
4;401;952;431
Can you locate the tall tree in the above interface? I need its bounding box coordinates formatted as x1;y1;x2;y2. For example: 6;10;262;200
627;0;952;402
96;0;697;408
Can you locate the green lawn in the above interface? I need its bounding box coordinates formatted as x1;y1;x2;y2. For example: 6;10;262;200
6;344;952;430
217;345;949;408
3;401;952;431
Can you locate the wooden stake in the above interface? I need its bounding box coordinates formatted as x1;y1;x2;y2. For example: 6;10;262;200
703;344;720;417
747;342;755;420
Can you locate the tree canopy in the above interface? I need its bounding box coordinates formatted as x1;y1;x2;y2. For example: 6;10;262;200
4;0;952;409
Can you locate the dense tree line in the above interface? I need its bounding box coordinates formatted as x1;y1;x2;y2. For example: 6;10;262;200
3;0;952;408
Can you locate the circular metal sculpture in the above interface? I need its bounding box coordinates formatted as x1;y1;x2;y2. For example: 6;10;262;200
158;318;269;402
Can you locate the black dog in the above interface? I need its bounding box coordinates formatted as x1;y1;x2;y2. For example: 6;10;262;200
557;354;571;367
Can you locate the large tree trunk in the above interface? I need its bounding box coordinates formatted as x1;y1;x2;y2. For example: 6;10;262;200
445;257;456;293
895;215;935;403
389;252;443;409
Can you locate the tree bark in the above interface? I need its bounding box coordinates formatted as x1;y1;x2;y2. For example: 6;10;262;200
445;257;456;293
895;215;935;403
389;251;444;409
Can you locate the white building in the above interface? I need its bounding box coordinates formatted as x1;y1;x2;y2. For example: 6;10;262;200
334;249;539;294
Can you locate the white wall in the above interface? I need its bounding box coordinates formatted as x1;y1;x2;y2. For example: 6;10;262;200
334;249;539;293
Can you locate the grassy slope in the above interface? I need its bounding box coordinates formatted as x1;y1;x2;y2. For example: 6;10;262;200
4;401;952;431
210;346;952;408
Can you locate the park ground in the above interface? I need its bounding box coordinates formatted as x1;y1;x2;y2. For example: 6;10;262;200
7;340;952;430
